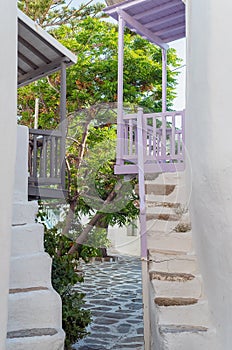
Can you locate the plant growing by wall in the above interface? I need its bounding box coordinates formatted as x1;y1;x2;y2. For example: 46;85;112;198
43;226;93;349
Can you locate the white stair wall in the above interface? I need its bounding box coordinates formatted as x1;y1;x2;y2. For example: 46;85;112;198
145;172;220;350
8;200;64;349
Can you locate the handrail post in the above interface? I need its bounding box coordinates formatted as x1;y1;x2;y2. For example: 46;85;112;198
60;61;66;190
116;12;125;166
162;48;167;113
137;107;150;350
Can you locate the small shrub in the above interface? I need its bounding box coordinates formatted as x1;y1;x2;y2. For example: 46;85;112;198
44;229;92;349
174;222;192;233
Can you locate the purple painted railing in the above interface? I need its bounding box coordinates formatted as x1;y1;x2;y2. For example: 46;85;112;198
114;109;185;175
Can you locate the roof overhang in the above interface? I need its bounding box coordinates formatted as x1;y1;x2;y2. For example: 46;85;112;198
18;9;77;87
104;0;186;49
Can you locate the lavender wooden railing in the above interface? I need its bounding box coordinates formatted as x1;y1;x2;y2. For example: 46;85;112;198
28;129;65;199
115;109;185;174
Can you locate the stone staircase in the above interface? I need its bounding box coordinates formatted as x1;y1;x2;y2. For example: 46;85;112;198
145;173;220;350
6;201;65;350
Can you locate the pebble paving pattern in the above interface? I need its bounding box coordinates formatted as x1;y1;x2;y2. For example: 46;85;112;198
73;256;144;350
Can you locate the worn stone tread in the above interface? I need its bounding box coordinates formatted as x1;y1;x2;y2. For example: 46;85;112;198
7;328;57;339
9;286;48;294
159;324;208;334
155;297;198;307
150;271;195;282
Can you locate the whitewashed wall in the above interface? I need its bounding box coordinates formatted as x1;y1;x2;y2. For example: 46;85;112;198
108;222;141;257
186;1;232;348
0;0;17;348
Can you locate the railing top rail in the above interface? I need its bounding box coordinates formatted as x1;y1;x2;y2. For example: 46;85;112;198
123;113;138;120
29;128;62;137
144;110;185;118
123;109;185;121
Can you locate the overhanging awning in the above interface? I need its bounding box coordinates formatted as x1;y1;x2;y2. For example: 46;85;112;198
104;0;186;49
18;9;77;87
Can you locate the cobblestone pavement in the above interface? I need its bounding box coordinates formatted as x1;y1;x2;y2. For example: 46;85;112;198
73;256;144;350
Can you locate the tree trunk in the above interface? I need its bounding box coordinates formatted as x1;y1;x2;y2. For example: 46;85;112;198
62;198;77;237
68;182;123;255
62;118;91;236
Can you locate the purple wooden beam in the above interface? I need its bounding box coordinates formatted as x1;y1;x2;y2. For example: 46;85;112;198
116;13;125;166
134;0;181;21
145;12;185;29
118;8;168;49
162;48;167;113
156;23;185;36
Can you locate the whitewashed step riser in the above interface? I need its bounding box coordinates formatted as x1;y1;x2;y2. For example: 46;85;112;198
156;301;212;327
159;329;220;350
136;183;176;197
149;249;199;274
146;206;181;216
146;193;187;205
145;173;184;186
149;259;198;274
151;277;203;299
144;172;189;205
6;329;65;350
146;219;184;235
10;253;52;289
11;224;44;257
147;232;192;252
12;202;38;226
8;290;62;331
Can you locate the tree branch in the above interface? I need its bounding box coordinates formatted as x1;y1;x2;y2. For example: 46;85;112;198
68;182;123;255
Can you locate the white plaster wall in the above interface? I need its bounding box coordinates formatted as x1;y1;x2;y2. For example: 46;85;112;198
186;1;232;348
13;126;28;202
0;0;17;348
108;223;141;257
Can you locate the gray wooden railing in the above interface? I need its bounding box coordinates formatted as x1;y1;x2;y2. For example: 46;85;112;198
28;128;66;199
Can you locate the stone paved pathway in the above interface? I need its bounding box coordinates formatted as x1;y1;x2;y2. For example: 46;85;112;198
73;256;144;350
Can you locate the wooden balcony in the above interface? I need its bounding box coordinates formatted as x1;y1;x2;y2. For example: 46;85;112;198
115;109;185;175
28;129;66;200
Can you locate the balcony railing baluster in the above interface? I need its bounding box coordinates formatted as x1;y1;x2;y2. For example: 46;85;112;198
28;129;66;199
114;110;185;174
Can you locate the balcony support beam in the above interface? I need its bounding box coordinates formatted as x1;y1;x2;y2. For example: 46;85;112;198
162;48;167;112
60;61;67;190
116;13;125;166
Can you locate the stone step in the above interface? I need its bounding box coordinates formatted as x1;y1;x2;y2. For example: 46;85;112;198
146;200;181;210
150;271;203;299
158;325;220;350
135;183;176;196
146;206;191;226
146;204;181;217
6;328;65;350
146;212;182;222
145;172;183;186
12;201;38;226
10;253;52;289
144;172;188;204
148;249;199;274
8;288;62;332
146;218;185;235
11;224;44;257
154;298;211;327
147;231;193;252
145;191;188;207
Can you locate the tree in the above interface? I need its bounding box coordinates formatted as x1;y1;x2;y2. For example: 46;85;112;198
17;0;105;28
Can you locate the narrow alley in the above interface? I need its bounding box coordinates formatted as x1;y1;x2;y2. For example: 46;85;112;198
73;256;144;350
